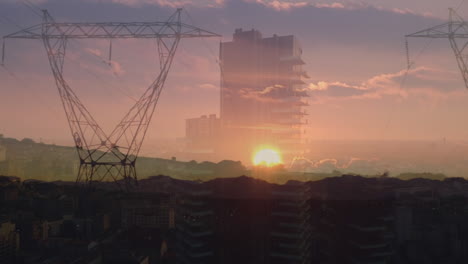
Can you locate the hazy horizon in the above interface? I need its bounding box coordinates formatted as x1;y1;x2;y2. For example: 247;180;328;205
3;134;468;179
3;0;468;176
3;3;468;263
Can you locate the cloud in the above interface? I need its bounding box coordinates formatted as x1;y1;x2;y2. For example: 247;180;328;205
198;83;218;90
235;87;282;103
229;84;308;103
291;156;381;174
307;67;463;103
85;48;103;57
109;60;125;76
240;0;438;19
2;0;48;3
4;0;223;8
316;2;437;18
308;81;363;91
82;48;125;76
90;0;225;8
384;7;436;18
172;47;219;83
314;2;346;9
1;0;439;21
246;0;308;11
258;84;284;94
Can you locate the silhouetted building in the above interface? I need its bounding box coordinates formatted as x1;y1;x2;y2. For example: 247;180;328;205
0;218;19;264
270;182;311;264
176;182;215;264
209;176;273;263
9;170;468;263
185;114;222;155
316;200;395;263
0;143;6;162
394;184;468;263
310;176;397;264
121;193;175;230
219;28;309;161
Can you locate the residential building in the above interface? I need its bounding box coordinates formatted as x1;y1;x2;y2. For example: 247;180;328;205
185;114;222;154
270;182;311;264
219;28;309;161
0;218;19;263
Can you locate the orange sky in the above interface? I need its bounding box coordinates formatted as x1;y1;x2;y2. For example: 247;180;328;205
3;0;468;154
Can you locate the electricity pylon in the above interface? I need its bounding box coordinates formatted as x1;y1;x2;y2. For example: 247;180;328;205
406;8;468;89
2;9;220;190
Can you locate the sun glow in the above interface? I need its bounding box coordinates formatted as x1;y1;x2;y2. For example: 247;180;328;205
253;148;282;167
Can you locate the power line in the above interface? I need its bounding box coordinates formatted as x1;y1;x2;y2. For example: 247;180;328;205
66;40;138;102
0;14;26;31
3;8;220;189
0;13;60;116
406;8;468;89
1;64;61;116
182;7;220;62
19;0;42;19
2;4;139;103
456;0;466;11
23;0;42;10
379;37;433;144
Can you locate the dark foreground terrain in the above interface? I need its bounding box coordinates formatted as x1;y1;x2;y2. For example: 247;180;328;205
2;174;468;263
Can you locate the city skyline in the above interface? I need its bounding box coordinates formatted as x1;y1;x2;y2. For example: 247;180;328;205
3;0;468;173
2;1;468;144
2;2;468;263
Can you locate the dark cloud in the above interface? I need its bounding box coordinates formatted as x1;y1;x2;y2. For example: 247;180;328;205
0;0;447;52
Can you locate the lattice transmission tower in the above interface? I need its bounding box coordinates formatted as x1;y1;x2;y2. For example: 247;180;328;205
406;8;468;89
2;9;220;190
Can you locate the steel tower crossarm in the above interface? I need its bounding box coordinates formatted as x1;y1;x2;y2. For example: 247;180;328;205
2;9;220;190
406;23;468;38
406;8;468;89
3;12;220;40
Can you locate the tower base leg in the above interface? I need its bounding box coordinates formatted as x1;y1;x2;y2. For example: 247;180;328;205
76;162;138;191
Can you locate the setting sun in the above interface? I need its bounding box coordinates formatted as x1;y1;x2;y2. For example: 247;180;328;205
253;148;282;167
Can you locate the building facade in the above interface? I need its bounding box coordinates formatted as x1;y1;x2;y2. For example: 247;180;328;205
219;28;309;161
121;193;175;230
0;219;19;264
176;182;215;264
270;182;311;264
185;114;222;155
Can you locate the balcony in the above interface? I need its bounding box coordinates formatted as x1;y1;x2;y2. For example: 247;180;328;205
280;55;305;65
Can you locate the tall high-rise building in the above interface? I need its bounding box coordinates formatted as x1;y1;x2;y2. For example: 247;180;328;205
219;28;309;161
0;218;19;264
270;182;311;264
176;182;215;264
185;114;222;153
